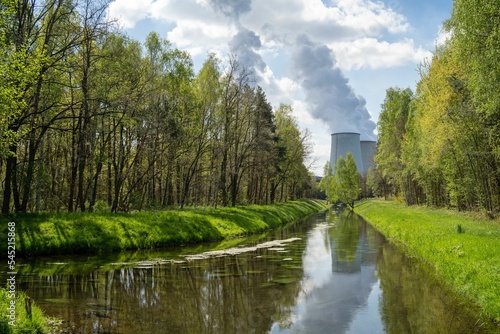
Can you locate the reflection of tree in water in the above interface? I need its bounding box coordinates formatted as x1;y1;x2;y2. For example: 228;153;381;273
377;242;495;334
330;211;362;273
19;243;306;333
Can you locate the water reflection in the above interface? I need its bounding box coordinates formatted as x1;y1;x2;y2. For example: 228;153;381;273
4;209;496;333
377;243;492;333
271;210;385;334
20;247;307;333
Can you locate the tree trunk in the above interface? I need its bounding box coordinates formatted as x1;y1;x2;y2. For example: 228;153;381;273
2;144;18;214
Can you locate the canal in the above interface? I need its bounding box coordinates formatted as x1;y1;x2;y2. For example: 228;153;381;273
5;208;492;333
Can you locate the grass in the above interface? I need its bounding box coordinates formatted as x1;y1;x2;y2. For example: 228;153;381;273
0;288;61;333
355;199;500;324
0;199;327;258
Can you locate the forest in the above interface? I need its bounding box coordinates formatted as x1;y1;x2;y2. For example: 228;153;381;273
370;0;500;213
0;0;315;214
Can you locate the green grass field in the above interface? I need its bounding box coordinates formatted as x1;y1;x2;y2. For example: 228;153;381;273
355;199;500;324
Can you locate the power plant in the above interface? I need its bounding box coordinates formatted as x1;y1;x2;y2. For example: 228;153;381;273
330;133;376;175
360;140;376;173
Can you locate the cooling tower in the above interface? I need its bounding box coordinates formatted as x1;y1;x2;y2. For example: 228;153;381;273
360;140;376;175
330;132;363;174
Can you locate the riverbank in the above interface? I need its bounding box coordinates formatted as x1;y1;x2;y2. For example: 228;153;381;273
0;199;327;258
0;200;326;333
0;288;63;333
355;199;500;325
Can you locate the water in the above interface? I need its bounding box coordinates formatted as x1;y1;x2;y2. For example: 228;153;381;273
4;208;494;333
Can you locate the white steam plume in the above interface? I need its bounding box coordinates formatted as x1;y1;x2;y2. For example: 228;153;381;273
292;34;376;140
210;0;266;80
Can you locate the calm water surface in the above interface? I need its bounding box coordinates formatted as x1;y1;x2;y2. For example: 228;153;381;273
4;209;494;333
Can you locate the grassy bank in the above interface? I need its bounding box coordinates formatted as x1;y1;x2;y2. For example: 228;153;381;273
0;199;327;258
0;288;62;334
355;199;500;324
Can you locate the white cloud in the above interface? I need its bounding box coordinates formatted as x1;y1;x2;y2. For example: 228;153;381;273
167;21;235;56
276;76;300;97
107;0;154;29
244;0;409;46
334;0;409;34
435;25;453;47
332;38;433;70
259;72;301;105
291;100;316;126
108;0;423;70
149;0;219;23
108;0;232;55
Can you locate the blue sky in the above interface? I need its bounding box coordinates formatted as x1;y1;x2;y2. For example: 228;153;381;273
107;0;454;175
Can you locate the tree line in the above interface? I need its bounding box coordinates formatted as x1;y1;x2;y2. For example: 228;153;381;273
369;0;500;212
0;0;314;214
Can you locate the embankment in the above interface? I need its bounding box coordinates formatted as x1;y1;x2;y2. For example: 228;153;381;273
355;199;500;325
0;199;327;258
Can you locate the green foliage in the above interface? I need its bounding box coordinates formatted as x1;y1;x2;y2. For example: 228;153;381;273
356;200;500;323
375;87;417;203
446;0;500;156
321;155;361;209
375;30;500;211
319;161;335;202
0;0;41;158
273;104;312;201
333;153;360;209
366;167;391;199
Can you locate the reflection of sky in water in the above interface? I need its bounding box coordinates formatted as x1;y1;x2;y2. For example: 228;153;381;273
270;220;385;334
347;280;384;334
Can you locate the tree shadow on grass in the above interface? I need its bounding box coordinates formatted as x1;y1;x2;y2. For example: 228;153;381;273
0;213;136;257
197;209;263;233
244;200;325;228
144;212;225;244
1;213;55;257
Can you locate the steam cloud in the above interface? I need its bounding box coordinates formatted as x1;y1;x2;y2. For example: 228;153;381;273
228;28;266;73
292;34;376;141
210;1;376;141
210;0;266;79
209;0;251;21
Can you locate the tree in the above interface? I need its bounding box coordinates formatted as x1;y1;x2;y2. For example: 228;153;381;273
333;153;360;210
2;0;81;213
445;0;500;157
0;0;39;159
442;1;500;211
246;86;277;204
375;87;423;204
0;0;41;213
272;103;311;202
180;53;220;208
408;42;498;210
319;161;335;203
